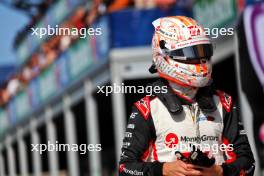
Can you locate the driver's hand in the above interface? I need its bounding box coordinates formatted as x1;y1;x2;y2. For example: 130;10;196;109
163;160;202;176
193;164;223;176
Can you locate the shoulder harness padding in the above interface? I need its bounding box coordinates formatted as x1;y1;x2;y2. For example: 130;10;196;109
151;79;183;114
150;79;217;114
134;96;151;120
196;85;217;113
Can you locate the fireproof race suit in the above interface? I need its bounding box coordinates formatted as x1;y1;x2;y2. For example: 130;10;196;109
119;79;255;176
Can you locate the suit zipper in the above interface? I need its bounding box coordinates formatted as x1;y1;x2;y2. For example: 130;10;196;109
189;103;201;144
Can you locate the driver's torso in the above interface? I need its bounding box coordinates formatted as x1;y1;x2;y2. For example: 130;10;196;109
143;96;225;165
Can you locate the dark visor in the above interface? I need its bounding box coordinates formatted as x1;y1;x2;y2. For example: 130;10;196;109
164;44;213;60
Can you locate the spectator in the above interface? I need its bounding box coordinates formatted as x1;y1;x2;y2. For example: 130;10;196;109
40;43;58;69
21;66;32;84
38;51;48;70
155;0;177;9
86;0;133;26
0;89;4;106
107;0;133;12
86;0;101;26
60;35;71;52
135;0;177;9
72;7;86;30
20;53;41;84
30;53;41;78
7;76;20;97
0;83;10;105
45;49;58;67
58;22;73;52
134;0;156;9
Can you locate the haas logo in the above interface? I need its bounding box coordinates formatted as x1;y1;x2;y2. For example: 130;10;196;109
188;25;202;37
165;133;179;148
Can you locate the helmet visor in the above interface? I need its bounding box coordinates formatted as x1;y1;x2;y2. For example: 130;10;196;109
165;44;213;61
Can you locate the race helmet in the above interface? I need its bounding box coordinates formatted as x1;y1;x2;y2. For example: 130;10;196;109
150;16;213;88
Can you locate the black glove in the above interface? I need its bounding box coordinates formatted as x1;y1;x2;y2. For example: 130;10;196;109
175;145;215;168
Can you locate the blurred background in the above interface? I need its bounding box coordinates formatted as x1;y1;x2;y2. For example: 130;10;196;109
0;0;263;175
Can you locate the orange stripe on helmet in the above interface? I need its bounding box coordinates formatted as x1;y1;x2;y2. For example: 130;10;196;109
195;64;201;74
176;16;193;26
157;33;161;45
186;17;199;26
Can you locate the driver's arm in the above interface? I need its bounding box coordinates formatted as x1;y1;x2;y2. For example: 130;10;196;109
221;105;255;176
119;107;164;176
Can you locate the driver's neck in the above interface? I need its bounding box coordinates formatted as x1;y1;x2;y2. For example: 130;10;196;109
168;81;198;102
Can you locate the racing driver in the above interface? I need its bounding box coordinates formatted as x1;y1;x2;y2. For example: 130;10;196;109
119;16;255;176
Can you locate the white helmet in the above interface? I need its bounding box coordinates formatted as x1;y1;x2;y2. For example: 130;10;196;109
150;16;213;88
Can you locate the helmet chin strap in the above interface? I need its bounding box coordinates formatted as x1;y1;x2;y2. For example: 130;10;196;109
168;81;198;102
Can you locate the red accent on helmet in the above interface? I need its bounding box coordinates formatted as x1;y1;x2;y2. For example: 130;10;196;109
157;70;190;88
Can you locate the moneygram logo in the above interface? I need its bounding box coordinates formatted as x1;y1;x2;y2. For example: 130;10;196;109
164;133;219;148
163;133;233;154
165;133;179;148
180;135;219;143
